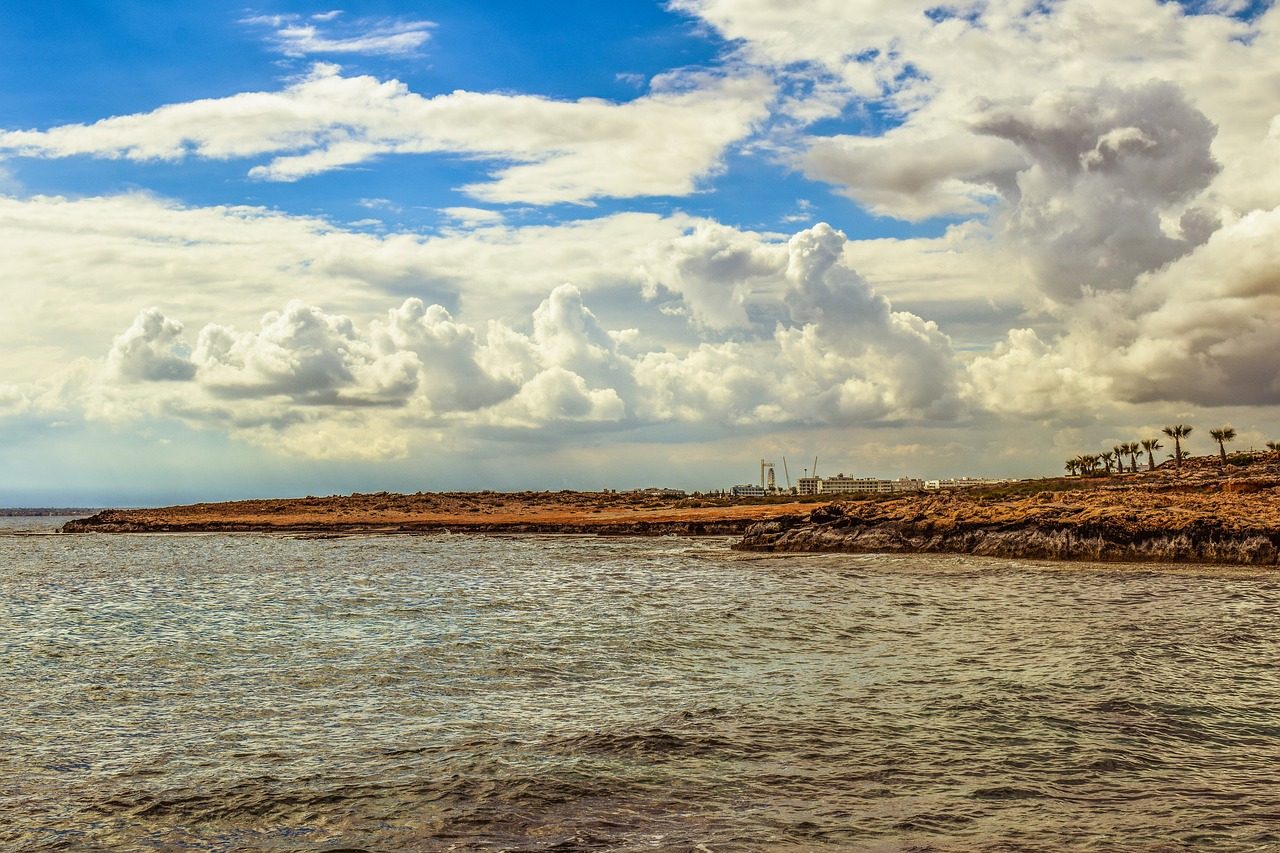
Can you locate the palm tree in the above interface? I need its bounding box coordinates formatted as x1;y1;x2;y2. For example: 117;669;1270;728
1209;426;1237;463
1125;442;1142;473
1268;440;1280;453
1112;445;1126;474
1162;424;1193;469
1101;451;1116;474
1079;454;1098;477
1141;437;1163;471
1065;459;1080;476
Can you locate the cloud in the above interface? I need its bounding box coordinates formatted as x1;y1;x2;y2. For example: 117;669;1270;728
966;206;1280;414
636;220;787;329
781;223;959;415
680;1;1273;214
439;207;504;228
668;0;948;97
802;130;1025;221
972;80;1221;301
633;223;963;425
482;367;627;428
6;174;1273;475
0;64;773;205
106;308;197;382
193;300;420;405
965;327;1114;418
1107;207;1280;406
0;384;33;417
243;12;434;57
665;0;1280;430
370;298;516;413
68;220;962;457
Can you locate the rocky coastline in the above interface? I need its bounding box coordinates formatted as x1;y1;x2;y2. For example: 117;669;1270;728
60;513;754;538
61;454;1280;567
736;454;1280;566
59;489;808;538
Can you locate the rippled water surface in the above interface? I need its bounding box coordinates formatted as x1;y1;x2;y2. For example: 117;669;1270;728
4;517;1280;851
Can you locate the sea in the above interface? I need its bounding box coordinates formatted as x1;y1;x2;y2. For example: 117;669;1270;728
4;515;1280;852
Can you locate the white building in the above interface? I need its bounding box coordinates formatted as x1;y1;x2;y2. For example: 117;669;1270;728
794;474;925;496
631;487;688;497
796;476;822;496
822;474;893;494
923;477;1013;490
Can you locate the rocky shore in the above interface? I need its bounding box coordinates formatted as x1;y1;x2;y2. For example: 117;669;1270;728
60;489;810;537
61;453;1280;566
736;454;1280;566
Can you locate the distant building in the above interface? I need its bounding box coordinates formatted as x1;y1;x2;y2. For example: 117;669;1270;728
923;477;1013;490
730;484;768;498
794;474;924;496
822;474;892;494
631;487;688;497
796;476;822;496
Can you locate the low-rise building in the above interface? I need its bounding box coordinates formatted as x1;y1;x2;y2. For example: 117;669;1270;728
822;474;893;494
796;476;822;496
923;477;1013;490
631;487;688;497
794;474;925;495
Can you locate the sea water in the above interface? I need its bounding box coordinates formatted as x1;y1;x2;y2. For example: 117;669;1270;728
3;516;1280;852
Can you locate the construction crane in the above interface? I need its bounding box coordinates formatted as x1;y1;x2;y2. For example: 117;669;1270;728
782;457;792;489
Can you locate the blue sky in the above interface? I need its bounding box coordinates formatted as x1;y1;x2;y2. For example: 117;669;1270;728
2;0;1279;505
0;2;924;237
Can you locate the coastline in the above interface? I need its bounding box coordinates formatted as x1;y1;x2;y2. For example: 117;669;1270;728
59;491;814;538
737;455;1280;567
61;454;1280;567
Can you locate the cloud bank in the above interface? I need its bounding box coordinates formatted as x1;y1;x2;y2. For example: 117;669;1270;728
74;219;960;458
0;64;772;204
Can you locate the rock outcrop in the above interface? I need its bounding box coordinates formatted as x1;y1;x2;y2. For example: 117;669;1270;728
735;454;1280;566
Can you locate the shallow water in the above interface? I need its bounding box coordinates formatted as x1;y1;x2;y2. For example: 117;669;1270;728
4;517;1280;851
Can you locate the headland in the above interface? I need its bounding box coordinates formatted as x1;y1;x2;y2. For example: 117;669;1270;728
61;453;1280;566
737;453;1280;566
60;489;811;537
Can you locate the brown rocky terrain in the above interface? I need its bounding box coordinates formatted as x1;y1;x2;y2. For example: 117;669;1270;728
737;453;1280;566
61;489;815;537
62;452;1280;566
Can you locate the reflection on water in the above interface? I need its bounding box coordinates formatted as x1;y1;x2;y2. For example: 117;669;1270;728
3;519;1280;851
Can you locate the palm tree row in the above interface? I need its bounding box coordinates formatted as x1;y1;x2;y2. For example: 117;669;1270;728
1066;436;1164;477
1065;423;1256;477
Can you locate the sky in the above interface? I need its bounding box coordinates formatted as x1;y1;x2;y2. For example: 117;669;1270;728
2;0;1279;505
